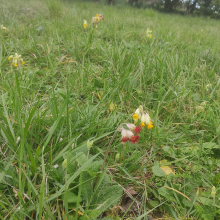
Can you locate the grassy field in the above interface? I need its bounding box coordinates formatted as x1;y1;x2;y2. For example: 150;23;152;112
1;0;220;219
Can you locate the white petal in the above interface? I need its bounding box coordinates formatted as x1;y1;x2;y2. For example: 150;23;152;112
126;123;136;130
126;130;134;138
121;129;127;137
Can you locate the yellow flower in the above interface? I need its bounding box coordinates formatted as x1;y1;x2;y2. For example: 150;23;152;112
133;113;139;120
1;25;7;31
140;122;145;127
8;53;24;67
83;20;88;29
141;113;150;125
146;28;152;38
148;121;153;129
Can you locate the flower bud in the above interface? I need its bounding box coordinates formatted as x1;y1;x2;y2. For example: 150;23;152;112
62;159;67;169
87;140;93;150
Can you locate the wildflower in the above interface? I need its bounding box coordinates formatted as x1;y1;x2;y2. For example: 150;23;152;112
205;84;212;91
121;137;129;143
8;53;25;67
121;128;134;139
129;135;140;144
126;123;136;131
146;28;152;38
99;14;104;20
211;186;216;198
115;153;120;162
62;159;67;169
200;101;207;107
95;14;100;22
133;105;143;124
141;113;150;127
87;140;93;150
134;126;141;134
133;113;139;122
1;25;7;31
83;20;88;29
196;105;204;112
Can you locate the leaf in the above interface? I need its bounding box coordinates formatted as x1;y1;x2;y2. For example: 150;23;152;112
160;166;175;175
62;191;81;203
109;102;115;112
152;166;166;177
88;185;123;219
162;146;176;157
197;197;213;206
202;142;219;149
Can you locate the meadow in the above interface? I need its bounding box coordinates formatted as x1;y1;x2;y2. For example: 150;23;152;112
0;0;220;219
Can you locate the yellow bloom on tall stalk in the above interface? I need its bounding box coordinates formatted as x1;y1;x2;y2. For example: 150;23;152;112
1;25;7;31
146;28;152;38
95;14;100;22
83;20;88;29
8;53;25;67
141;113;153;129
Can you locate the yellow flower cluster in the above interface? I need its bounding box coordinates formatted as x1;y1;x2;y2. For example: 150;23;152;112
8;53;25;67
132;105;153;129
83;14;104;29
83;20;88;29
1;24;7;32
146;28;152;38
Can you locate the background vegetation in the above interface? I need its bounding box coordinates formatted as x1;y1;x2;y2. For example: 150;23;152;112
96;0;220;19
0;0;220;219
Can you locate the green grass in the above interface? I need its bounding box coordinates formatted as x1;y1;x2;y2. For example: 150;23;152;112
1;0;220;219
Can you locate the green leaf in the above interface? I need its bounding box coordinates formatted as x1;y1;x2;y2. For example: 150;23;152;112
152;166;166;177
62;191;81;203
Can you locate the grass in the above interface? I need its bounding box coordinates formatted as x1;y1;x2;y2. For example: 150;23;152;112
0;0;220;219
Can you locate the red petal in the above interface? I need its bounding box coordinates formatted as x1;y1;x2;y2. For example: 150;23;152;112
129;135;139;144
121;137;129;143
134;126;141;134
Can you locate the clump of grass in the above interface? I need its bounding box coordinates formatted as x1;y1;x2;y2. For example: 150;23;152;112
47;0;63;18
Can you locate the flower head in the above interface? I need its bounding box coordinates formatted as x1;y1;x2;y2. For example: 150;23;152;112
141;113;151;126
99;14;104;20
126;123;136;131
83;20;88;29
129;135;139;144
8;53;25;67
1;25;7;31
121;137;129;143
146;28;152;38
87;140;93;150
121;128;134;139
148;121;153;129
95;14;100;22
134;126;141;134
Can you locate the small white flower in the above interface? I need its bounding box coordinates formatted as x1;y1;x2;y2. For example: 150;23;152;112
53;164;59;169
16;136;20;144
